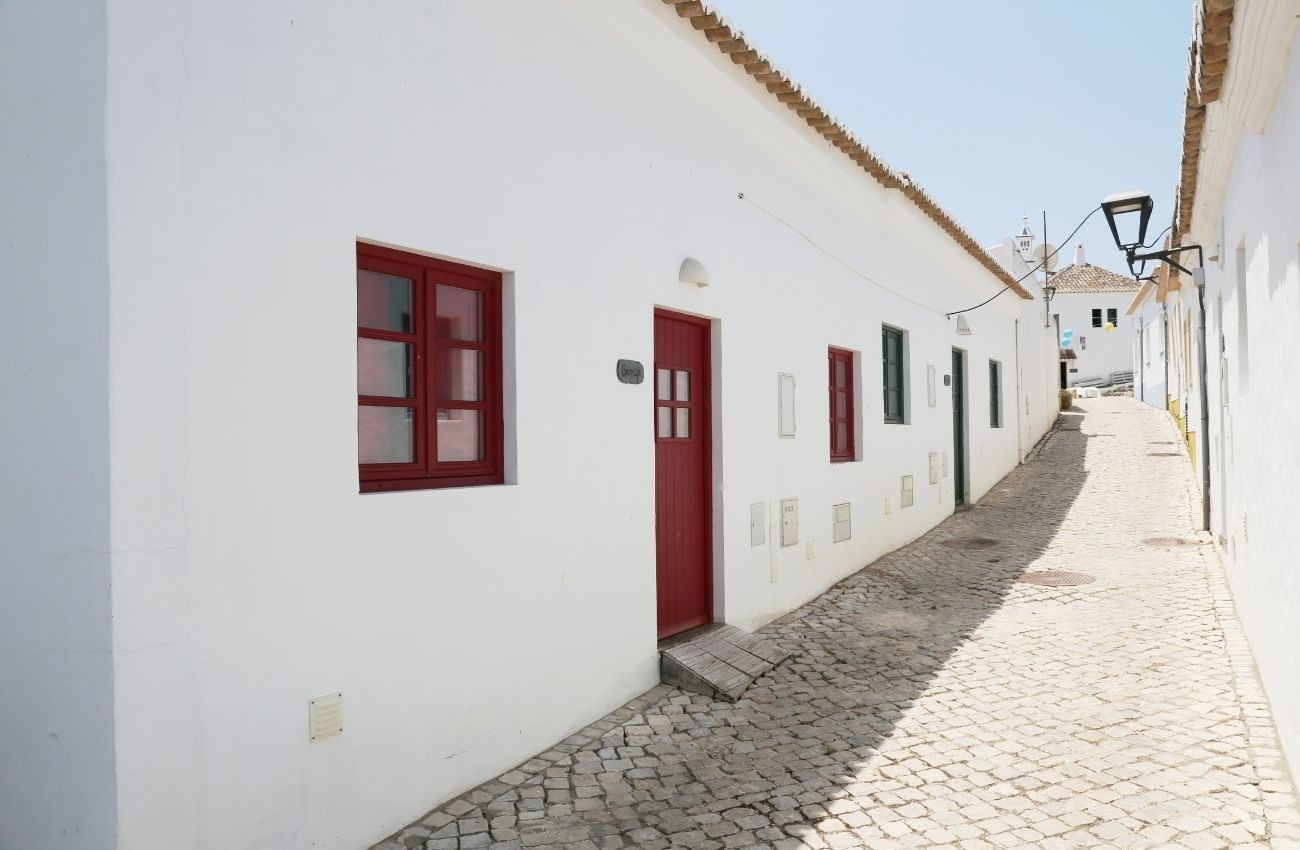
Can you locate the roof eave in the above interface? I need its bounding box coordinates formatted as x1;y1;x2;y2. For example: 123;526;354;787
658;0;1032;299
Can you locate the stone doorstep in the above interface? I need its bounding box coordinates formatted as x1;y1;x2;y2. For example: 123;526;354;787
659;624;797;702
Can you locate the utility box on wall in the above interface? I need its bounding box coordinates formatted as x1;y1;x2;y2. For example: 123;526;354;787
780;499;798;546
832;503;851;542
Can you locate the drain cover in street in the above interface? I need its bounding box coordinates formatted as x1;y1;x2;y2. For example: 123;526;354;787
941;537;999;549
1016;570;1095;586
1143;536;1197;547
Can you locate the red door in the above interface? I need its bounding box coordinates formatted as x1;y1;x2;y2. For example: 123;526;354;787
653;310;713;639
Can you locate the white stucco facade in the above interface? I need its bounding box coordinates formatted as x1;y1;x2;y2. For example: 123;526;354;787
1175;0;1300;778
1127;282;1168;408
0;2;1059;849
1054;287;1139;386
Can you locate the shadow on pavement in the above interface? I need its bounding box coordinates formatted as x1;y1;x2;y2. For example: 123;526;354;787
375;408;1097;850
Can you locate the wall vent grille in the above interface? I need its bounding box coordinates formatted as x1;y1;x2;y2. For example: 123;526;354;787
309;693;343;741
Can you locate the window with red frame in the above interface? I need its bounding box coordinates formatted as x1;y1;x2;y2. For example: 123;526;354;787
357;243;503;492
828;347;855;462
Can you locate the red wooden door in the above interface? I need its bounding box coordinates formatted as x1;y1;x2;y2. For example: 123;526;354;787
654;310;712;639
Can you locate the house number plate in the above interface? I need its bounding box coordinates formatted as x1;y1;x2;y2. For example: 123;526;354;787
616;359;644;384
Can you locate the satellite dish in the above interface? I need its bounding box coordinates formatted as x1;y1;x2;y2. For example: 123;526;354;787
1032;243;1059;272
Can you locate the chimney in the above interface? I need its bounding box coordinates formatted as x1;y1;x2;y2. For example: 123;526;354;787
1074;243;1086;266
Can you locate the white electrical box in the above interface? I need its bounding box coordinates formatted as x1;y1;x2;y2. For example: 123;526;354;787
901;475;914;508
749;502;765;546
832;503;851;543
928;452;940;484
780;498;798;546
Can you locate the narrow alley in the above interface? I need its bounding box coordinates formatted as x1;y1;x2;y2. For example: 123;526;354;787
374;399;1300;850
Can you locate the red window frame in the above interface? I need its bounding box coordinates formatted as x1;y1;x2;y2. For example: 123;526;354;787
357;243;504;493
828;347;855;462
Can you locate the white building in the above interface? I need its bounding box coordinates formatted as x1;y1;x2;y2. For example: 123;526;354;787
1159;0;1300;775
1125;270;1170;408
1048;245;1141;386
0;2;1058;848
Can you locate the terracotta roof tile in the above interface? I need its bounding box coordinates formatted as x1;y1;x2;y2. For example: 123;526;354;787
1050;263;1140;294
1172;0;1235;253
662;0;1031;299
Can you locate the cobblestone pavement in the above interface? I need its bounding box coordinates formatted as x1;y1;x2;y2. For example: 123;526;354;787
373;399;1300;850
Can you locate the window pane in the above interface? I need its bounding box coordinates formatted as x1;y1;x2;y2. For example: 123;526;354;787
435;285;482;341
835;422;848;451
359;406;413;464
436;408;484;462
675;370;690;402
675;407;690;439
657;406;672;438
358;339;412;398
657;369;672;401
834;359;847;387
434;348;482;401
358;270;413;332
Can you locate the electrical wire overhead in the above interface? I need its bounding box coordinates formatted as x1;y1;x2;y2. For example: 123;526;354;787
945;206;1102;318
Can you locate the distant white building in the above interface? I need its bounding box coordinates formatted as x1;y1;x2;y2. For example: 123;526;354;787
1048;245;1140;386
1125;272;1168;408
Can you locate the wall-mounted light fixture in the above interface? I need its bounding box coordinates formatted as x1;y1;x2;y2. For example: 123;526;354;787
1101;190;1153;252
1100;190;1202;277
678;257;709;288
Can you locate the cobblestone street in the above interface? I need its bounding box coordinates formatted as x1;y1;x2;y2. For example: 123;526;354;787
375;399;1300;850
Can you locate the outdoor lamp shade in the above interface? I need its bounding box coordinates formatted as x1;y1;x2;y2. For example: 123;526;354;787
1043;283;1056;302
1101;190;1153;251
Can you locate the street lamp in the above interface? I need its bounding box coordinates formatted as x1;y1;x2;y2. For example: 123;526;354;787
1100;190;1203;278
1041;280;1057;329
1101;190;1153;252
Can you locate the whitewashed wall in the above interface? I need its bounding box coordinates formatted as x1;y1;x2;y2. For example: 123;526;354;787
1130;294;1167;408
1184;7;1300;774
987;240;1062;457
0;3;118;849
4;1;1057;848
1054;290;1136;384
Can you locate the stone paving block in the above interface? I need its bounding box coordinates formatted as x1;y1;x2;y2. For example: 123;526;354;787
372;401;1300;850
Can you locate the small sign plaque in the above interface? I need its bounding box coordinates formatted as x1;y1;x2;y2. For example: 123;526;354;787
616;359;644;384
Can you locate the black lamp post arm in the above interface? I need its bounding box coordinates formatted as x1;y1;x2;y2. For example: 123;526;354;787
1127;244;1203;277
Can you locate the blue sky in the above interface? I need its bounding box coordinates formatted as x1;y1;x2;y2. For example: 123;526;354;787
711;1;1193;277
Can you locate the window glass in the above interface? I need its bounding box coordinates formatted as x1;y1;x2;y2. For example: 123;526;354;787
657;369;672;401
674;407;690;439
358;270;413;332
675;371;690;402
435;284;482;341
434;349;482;401
436;409;484;462
359;406;414;463
358;339;412;397
657;406;672;439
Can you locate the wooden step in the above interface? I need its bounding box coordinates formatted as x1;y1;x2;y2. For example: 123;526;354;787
659;624;794;702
